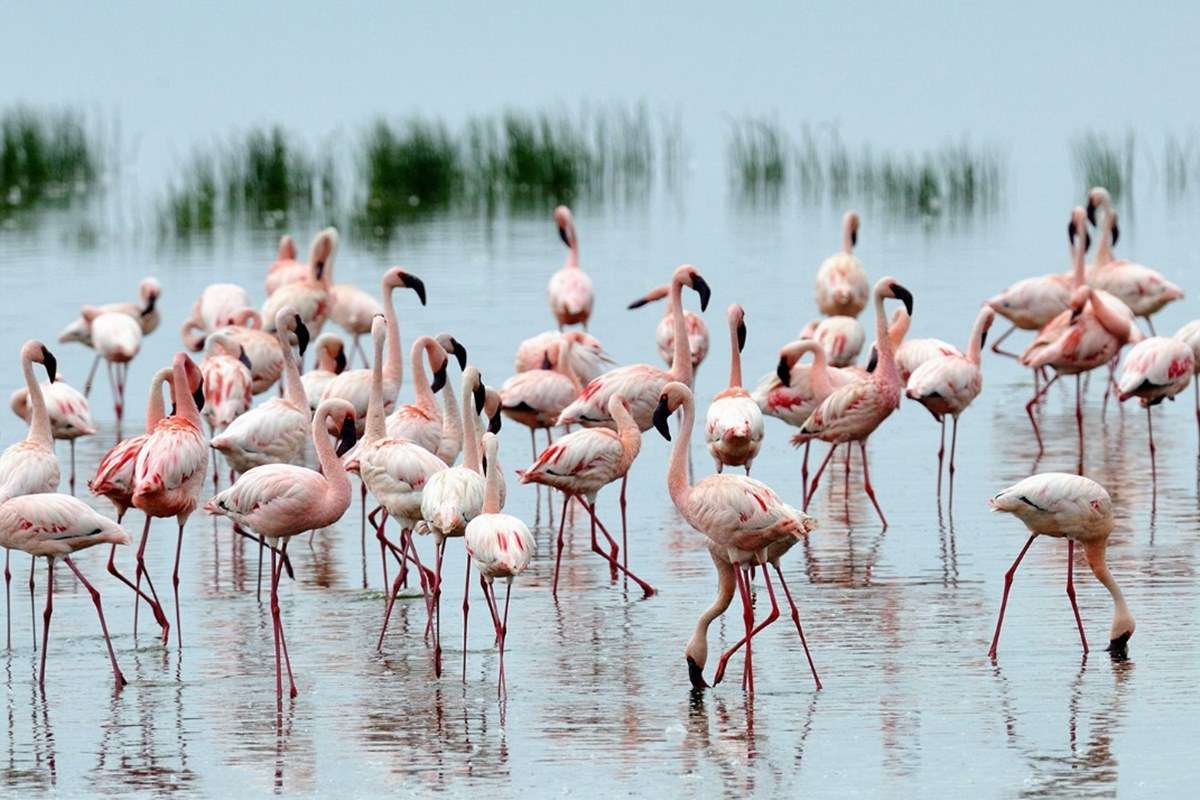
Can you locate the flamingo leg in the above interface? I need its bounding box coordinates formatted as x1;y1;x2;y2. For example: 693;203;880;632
740;565;755;694
936;417;946;497
106;542;168;642
1074;374;1084;456
28;556;36;650
359;480;368;589
859;441;886;528
402;530;436;641
1147;406;1157;505
1195;378;1200;448
713;561;781;685
1065;540;1088;654
1024;373;1060;454
619;474;629;578
82;353;101;397
988;533;1037;658
69;441;77;495
990;324;1020;359
1145;315;1156;336
63;557;125;688
948;416;959;504
38;558;53;687
270;545;283;704
773;562;821;689
804;444;839;512
552;493;570;597
498;580;511;699
172;522;184;649
5;548;10;650
462;556;471;680
133;517;166;641
257;534;265;601
588;502;656;596
433;538;445;677
370;506;390;592
274;539;297;698
800;441;811;506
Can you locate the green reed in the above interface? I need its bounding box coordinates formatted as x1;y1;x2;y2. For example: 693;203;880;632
1071;131;1134;203
0;106;98;212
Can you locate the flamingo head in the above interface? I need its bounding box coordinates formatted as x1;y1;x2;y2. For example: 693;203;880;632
652;381;693;441
484;387;503;434
309;227;339;284
843;209;860;250
419;337;449;393
436;333;468;371
553;205;575;248
1085;186;1112;226
673;264;711;312
314;333;347;373
276;234;297;261
1068;286;1093;321
776;339;823;387
139;277;162;315
22;341;57;384
465;366;485;413
1068;207;1091;252
317;398;358;457
172;352;205;414
275;305;310;357
727;304;747;353
384;266;426;305
874;276;914;317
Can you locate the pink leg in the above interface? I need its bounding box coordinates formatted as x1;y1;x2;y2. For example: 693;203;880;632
990;323;1020;359
82;353;100;397
433;539;445;677
274;540;298;698
936;417;946;496
800;441;810;505
1025;373;1060;453
1075;375;1084;456
740;565;755;694
552;493;570;597
1147;406;1157;503
38;558;52;686
988;534;1037;658
172;522;184;649
1066;540;1088;654
947;416;959;504
859;441;886;528
133;517;166;643
774;563;821;689
64;557;125;687
371;507;390;592
713;562;780;685
619;475;629;578
588;503;656;595
5;547;10;650
106;542;168;641
461;556;471;680
270;545;283;704
804;444;839;511
498;581;511;699
256;535;265;601
359;480;368;590
28;557;36;650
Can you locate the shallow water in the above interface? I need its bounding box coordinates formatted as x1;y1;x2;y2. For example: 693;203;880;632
5;3;1200;797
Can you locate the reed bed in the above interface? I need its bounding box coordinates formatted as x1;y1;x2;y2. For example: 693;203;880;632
1070;131;1134;203
0;106;98;213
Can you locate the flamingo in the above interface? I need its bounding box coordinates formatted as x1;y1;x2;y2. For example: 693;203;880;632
513;330;613;383
211;309;312;475
131;352;209;648
0;493;130;687
895;313;968;386
329;282;384;366
705;304;763;474
0;341;60;649
501;334;582;459
793;277;914;527
547;206;594;330
181;283;252;351
263;234;300;294
216;309;284;395
302;333;348;412
384;336;450;455
199;332;254;437
10;375;95;492
57;277;161;398
652;381;819;692
559;264;710;432
799;316;864;369
1173;320;1200;443
81;306;142;424
904;306;996;495
520;394;656;597
464;433;533;697
1115;336;1194;492
628;283;710;372
206;398;357;701
261;228;337;336
987;473;1135;659
1086;189;1183;333
321;267;426;435
431;334;469;466
814;210;869;317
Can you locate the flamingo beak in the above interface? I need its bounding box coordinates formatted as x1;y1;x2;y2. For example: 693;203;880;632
980;328;989;350
41;346;57;383
193;380;206;413
1068;218;1078;244
652;395;672;441
294;316;310;357
1111;221;1119;248
450;338;468;370
401;273;427;306
481;454;489;475
430;363;447;394
336;415;358;457
1086;199;1097;227
775;357;791;387
627;296;651;310
866;346;879;373
314;259;325;281
558;226;570;247
850;227;858;247
334;348;348;373
473;383;486;414
691;275;712;312
687;656;710;689
541;352;553;370
141;294;157;317
736;321;747;353
891;284;914;316
238;348;253;373
488;412;502;434
1106;631;1131;660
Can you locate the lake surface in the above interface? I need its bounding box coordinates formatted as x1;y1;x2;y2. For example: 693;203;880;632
3;3;1200;797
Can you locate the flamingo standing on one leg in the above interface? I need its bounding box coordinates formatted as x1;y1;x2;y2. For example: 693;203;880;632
302;333;348;413
10;375;95;494
0;342;60;649
330;281;385;367
904;306;995;496
131;352;209;649
513;330;613;384
0;493;130;688
547;206;594;330
57;277;161;398
793;278;914;527
705;304;763;474
262;228;337;336
501;334;583;460
1116;336;1194;498
652;381;819;693
520;394;655;596
464;433;534;698
628;283;710;374
987;473;1135;659
814;210;869;317
82;306;142;427
206;399;358;702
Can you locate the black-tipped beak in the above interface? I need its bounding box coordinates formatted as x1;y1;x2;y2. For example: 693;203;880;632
1111;222;1119;248
776;357;791;387
1086;199;1097;227
41;347;57;383
980;328;989;350
402;274;427;306
450;338;467;370
334;348;348;374
540;353;553;370
891;283;914;316
1106;631;1131;660
1068;218;1078;244
850;228;858;248
558;226;570;247
736;321;747;353
481;454;489;475
488;412;502;434
314;259;325;281
866;346;879;373
473;383;486;414
141;295;157;317
652;395;672;441
691;275;711;312
627;296;650;310
430;363;447;394
336;416;358;457
238;347;253;373
687;656;710;690
1070;306;1083;323
193;380;206;413
1083;230;1092;252
294;315;310;357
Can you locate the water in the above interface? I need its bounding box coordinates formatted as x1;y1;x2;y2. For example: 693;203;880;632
4;3;1200;796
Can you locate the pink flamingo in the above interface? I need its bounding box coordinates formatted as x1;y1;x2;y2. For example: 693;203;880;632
131;352;209;648
799;316;864;368
1173;320;1200;442
199;332;254;437
10;375;95;493
547;206;594;330
987;473;1135;659
321;267;426;435
628;283;710;372
262;228;337;337
559;264;709;432
652;381;819;693
793;277;914;527
180;283;252;351
89;366;176;641
501;334;583;459
265;228;338;296
1087;189;1183;333
206;398;357;702
520;394;655;597
465;433;534;697
705;304;763;474
904;306;995;495
330;282;385;366
81;306;142;425
0;493;130;687
814;210;869;317
0;342;60;648
57;277;161;398
216;309;285;395
302;333;348;412
211;309;312;475
1116;336;1194;492
895;312;969;386
513;330;613;383
384;335;451;455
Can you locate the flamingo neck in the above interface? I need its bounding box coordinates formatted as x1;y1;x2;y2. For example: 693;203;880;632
277;329;309;419
668;279;694;386
872;290;900;390
806;345;834;397
482;446;503;514
1071;233;1086;289
438;375;460;460
146;372;170;433
842;224;855;254
1084;541;1135;642
565;228;579;268
557;339;581;391
965;311;990;364
382;282;403;392
1089;291;1133;342
366;332;388;443
21;354;52;448
312;408;350;507
461;383;481;473
727;320;743;389
173;358;203;428
612;402;642;473
667;392;695;513
409;340;437;414
1097;216;1115;266
685;551;736;670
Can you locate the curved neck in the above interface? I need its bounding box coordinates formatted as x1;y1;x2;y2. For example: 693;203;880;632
173;358;203;427
872;291;899;388
1071;233;1086;288
382;283;403;390
482;446;503;513
277;328;309;417
461;382;481;473
312;408;347;488
667;393;695;512
21;355;51;448
1089;291;1132;341
1097;216;1115;265
1084;541;1134;641
612;402;642;472
686;553;736;667
409;339;437;413
965;311;990;364
556;339;581;391
806;346;833;397
366;333;388;442
668;279;694;386
565;227;579;268
439;374;461;455
146;372;170;433
727;319;743;389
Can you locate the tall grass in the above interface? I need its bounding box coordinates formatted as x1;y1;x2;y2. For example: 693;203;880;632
0;106;98;212
1071;131;1134;203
